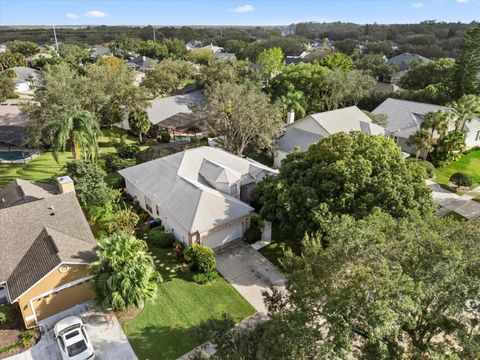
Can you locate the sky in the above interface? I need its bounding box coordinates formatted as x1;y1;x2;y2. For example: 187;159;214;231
0;0;479;26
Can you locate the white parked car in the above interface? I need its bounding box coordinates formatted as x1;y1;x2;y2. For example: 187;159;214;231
54;316;95;360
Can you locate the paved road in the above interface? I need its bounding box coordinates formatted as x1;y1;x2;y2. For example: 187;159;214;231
6;302;137;360
216;240;286;314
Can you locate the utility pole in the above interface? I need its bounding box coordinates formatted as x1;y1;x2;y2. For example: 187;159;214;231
153;26;156;42
53;25;59;51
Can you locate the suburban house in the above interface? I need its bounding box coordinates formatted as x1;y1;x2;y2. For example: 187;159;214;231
387;52;431;70
121;90;206;140
127;55;155;72
373;98;480;154
0;177;96;328
273;106;385;168
119;146;277;248
91;46;111;58
198;43;223;53
8;67;41;94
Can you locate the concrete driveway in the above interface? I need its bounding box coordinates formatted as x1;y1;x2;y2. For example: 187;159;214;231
216;241;286;314
427;180;480;220
7;302;137;360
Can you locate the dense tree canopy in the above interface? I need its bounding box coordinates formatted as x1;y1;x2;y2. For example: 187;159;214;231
141;59;195;96
6;40;39;57
355;53;396;82
196;82;282;155
253;132;434;235
399;58;455;90
198;58;261;88
0;51;27;70
0;70;16;101
205;212;480;359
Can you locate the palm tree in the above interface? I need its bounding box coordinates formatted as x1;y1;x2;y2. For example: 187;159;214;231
42;110;101;162
90;233;161;311
407;129;433;160
128;107;151;143
280;90;307;122
450;94;480;131
420;110;450;138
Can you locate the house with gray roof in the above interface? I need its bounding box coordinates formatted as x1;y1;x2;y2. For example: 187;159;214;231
7;67;41;94
372;98;480;155
119;146;277;249
0;177;96;328
387;53;431;70
127;55;155;72
274;106;385;168
0;100;31;149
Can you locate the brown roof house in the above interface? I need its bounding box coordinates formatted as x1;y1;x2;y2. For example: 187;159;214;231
0;176;97;328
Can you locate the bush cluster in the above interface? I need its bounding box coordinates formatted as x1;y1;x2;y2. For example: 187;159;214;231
148;227;176;248
407;159;436;178
104;154;124;172
244;215;264;244
184;243;216;274
112;135;140;159
450;172;473;187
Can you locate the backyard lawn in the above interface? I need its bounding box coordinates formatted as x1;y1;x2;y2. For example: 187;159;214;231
122;246;255;360
258;223;301;269
0;128;146;189
435;150;480;189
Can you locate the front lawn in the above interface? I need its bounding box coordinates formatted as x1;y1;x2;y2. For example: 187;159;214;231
121;246;255;360
258;223;301;269
435;150;480;189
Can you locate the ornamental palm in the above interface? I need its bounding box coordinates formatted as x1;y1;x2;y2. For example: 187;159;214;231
407;128;433;160
420;110;450;138
42;110;101;162
450;94;480;131
90;233;161;311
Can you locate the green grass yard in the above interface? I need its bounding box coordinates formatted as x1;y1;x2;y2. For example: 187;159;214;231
0;128;146;189
122;246;255;360
434;150;480;189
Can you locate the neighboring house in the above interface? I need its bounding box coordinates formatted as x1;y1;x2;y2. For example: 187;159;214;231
198;43;223;53
274;106;385;168
119;147;277;248
387;53;431;70
214;52;236;60
285;51;309;65
8;67;41;93
0;177;96;328
374;82;403;93
391;69;408;85
121;90;206;139
91;46;110;58
0;100;30;150
0;44;6;53
372;98;480;154
127;55;155;72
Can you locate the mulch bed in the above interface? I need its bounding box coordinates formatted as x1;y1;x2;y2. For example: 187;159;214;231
0;305;38;359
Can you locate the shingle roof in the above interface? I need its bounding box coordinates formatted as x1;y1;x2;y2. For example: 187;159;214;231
0;179;57;209
387;53;431;69
146;90;205;126
128;56;155;70
214;52;236;60
372;98;450;139
9;67;40;85
277;106;385;153
0;189;96;293
119;147;277;233
276;128;323;153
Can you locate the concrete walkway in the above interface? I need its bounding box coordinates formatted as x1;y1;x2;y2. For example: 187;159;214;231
251;221;272;250
216;240;286;314
427;180;480;220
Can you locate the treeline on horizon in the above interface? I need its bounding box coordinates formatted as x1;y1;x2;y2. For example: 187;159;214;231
0;21;478;58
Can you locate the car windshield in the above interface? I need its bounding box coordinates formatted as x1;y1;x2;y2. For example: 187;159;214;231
67;340;88;357
65;330;80;340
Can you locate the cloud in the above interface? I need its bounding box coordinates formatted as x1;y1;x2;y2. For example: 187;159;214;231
233;4;255;13
456;0;471;3
66;13;79;19
411;2;424;7
84;10;108;18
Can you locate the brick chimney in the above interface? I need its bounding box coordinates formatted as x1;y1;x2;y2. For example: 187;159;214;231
57;176;75;194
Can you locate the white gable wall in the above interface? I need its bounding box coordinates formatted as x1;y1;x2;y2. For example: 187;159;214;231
288;116;330;137
465;129;480;149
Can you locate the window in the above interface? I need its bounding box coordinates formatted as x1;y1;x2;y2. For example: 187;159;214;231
156;205;160;215
230;184;238;195
145;204;152;213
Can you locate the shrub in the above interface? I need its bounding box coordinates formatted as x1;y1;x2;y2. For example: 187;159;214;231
0;311;7;325
245;223;262;244
20;330;38;347
193;271;219;284
112;135;140;159
104;154;124;172
184;243;216;274
148;228;176;248
450;172;472;187
407;159;435;178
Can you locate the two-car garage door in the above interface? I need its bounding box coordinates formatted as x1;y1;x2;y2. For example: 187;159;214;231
202;222;243;249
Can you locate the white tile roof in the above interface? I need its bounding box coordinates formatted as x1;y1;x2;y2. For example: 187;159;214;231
119;147;277;233
146;90;205;125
